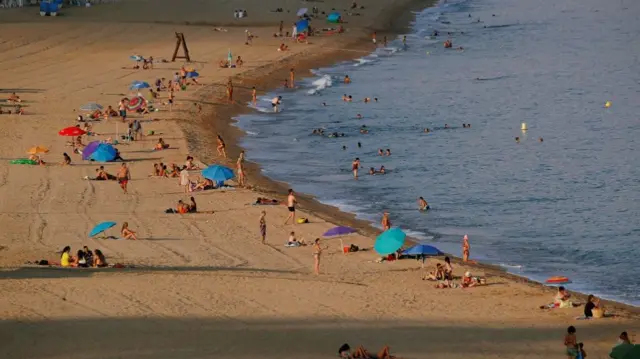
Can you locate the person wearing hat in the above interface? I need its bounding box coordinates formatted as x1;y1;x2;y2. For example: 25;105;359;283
462;271;477;288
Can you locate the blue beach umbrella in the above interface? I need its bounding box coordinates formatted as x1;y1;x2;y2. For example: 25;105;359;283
130;81;150;90
186;71;199;78
323;226;357;238
327;12;341;23
296;19;309;33
374;228;406;255
202;165;234;182
402;244;443;257
89;221;117;237
90;143;117;162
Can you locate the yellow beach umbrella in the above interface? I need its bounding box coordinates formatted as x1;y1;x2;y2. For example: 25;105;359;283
27;146;49;154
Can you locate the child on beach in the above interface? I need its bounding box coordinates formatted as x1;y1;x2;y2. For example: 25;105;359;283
564;326;578;359
259;211;267;244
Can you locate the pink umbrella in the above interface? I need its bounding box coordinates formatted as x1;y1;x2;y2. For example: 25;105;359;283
125;96;147;112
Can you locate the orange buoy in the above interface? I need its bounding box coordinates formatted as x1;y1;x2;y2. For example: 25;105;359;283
545;276;571;284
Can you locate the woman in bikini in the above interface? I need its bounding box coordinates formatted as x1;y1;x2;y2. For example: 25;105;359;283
352;158;360;179
381;212;391;231
312;238;322;275
462;235;470;262
93;249;108;267
236;151;246;186
121;222;138;240
217;135;227;158
259;211;267;244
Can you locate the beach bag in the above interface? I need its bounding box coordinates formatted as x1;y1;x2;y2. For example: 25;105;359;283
592;307;604;318
349;244;359;253
296;218;309;224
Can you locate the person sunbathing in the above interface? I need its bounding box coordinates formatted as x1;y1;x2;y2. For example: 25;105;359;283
188;196;197;213
194;178;215;191
424;263;445;281
90;109;103;119
278;43;289;51
351;345;396;359
435;279;458;289
219;60;230;68
154;138;170;150
93;249;108;267
121;222;138;240
95;166;115;180
60;246;75;267
7;92;22;103
177;200;189;214
167;163;180;177
255;197;280;205
158;165;168;177
28;154;46;165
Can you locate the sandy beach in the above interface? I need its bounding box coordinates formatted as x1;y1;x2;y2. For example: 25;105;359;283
0;1;638;358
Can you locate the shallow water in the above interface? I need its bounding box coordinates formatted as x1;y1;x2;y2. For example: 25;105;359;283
236;0;640;305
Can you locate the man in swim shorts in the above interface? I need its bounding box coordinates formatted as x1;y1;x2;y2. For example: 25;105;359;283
272;96;282;112
117;163;130;194
284;189;297;225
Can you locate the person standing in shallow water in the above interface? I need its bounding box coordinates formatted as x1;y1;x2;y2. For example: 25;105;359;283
462;234;470;262
352;157;360;179
312;238;322;275
226;78;233;103
381;211;391;231
236;150;246;187
289;68;295;88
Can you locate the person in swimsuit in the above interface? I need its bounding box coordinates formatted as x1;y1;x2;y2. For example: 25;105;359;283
418;197;429;211
93;249;107;267
121;222;138;240
61;152;72;166
462;234;470;262
251;86;257;105
381;212;391;231
344;75;351;84
236;150;246;187
312;238;322;275
284;189;297;225
259;210;267;244
117;163;130;194
289;68;295;88
564;326;578;359
443;256;453;280
216;135;227;158
352;158;360;179
226;78;234;103
271;96;282;112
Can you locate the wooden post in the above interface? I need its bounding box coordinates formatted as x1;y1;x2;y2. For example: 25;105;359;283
171;32;191;62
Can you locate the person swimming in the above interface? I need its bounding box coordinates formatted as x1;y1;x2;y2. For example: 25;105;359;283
385;149;391;156
515;136;520;143
418;197;430;211
378;149;384;156
342;145;347;150
344;75;351;84
357;142;362;148
424;128;431;133
379;165;386;174
356;114;362;119
444;124;450;129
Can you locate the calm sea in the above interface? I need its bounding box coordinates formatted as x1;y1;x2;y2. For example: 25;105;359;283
235;0;640;305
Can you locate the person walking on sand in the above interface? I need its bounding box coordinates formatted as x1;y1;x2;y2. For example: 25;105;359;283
251;86;257;105
236;150;246;186
372;31;377;45
381;211;391;231
462;234;470;262
290;68;295;88
217;135;227;158
564;326;579;359
352;157;360;179
312;238;322;275
179;165;190;193
284;189;297;225
259;210;267;244
226;78;234;103
117;163;130;194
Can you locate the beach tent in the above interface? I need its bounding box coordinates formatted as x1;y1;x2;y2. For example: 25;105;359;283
327;12;341;23
82;141;101;160
296;19;310;33
90;144;117;162
39;0;61;16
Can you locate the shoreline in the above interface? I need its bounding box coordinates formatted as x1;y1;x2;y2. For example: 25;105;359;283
180;6;640;314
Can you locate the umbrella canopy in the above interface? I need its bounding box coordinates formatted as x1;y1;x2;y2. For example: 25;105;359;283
186;71;199;78
296;19;310;33
90;143;117;162
622;345;640;359
374;228;406;255
296;7;308;16
58;126;87;137
89;221;117;237
27;146;49;154
610;344;638;359
79;102;103;112
130;81;150;90
130;55;144;61
327;12;341;23
125;96;147;112
402;244;443;257
323;226;357;237
227;49;233;63
82;141;102;160
202;165;234;182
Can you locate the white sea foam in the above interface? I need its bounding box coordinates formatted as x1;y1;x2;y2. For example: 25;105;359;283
307;74;333;95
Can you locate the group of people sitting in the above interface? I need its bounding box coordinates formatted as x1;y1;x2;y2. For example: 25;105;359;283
89;165;117;180
166;197;198;214
285;231;307;247
424;257;485;288
60;245;107;268
219;56;244;68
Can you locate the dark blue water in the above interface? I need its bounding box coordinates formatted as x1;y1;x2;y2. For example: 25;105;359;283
235;0;640;305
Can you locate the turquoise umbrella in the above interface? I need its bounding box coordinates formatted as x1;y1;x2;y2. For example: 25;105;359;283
227;49;233;64
374;228;406;255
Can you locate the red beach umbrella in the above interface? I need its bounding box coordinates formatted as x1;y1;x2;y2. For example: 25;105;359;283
58;126;87;137
125;96;147;112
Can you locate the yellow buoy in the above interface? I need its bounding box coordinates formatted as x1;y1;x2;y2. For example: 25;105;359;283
521;122;528;131
605;101;611;108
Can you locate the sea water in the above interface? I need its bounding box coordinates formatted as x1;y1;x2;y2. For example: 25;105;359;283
235;0;640;305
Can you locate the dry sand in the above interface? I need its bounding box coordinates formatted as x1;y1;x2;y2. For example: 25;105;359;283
0;1;638;358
